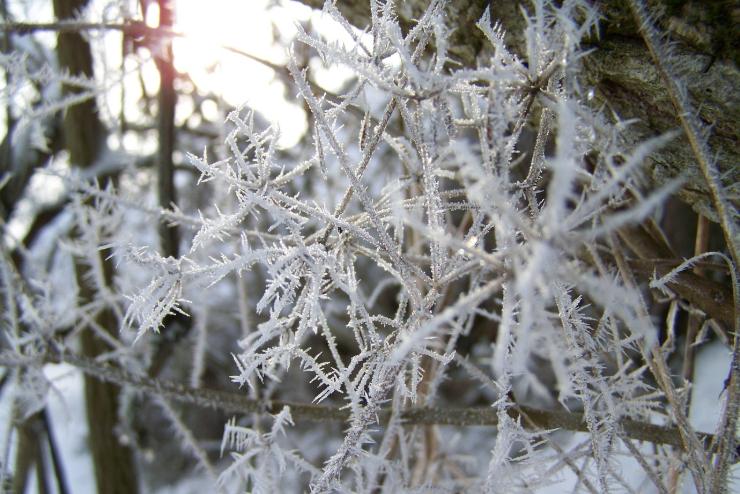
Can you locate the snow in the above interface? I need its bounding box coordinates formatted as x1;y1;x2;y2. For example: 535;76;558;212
44;363;96;493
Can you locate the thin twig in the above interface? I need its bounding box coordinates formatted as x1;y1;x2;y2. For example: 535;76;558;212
1;20;288;74
0;21;129;34
0;348;719;450
42;409;69;494
627;5;740;488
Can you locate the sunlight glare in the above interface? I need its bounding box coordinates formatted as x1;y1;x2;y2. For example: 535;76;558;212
172;0;308;148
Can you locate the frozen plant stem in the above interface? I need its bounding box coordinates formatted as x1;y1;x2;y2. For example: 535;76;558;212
0;349;717;450
4;0;737;490
627;2;740;491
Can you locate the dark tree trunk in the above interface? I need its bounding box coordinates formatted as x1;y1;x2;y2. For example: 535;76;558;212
155;0;179;259
53;0;139;492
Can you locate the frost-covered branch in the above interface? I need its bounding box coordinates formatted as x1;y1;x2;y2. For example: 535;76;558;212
0;349;712;450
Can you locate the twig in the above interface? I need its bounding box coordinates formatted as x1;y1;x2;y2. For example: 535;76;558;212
42;409;69;494
619;225;734;327
0;348;719;450
0;21;129;34
627;5;740;488
154;1;179;260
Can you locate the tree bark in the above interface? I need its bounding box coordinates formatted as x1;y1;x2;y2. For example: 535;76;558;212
53;0;139;492
52;0;103;168
297;0;739;222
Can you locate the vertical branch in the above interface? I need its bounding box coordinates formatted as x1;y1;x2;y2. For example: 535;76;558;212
0;0;14;218
52;1;139;492
627;5;739;488
155;0;178;259
33;425;52;494
42;409;70;494
683;215;711;381
145;0;187;377
11;410;66;494
11;411;41;494
51;0;102;168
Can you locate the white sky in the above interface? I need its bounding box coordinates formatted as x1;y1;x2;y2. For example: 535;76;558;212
2;0;358;241
169;0;356;148
171;0;311;147
0;0;358;150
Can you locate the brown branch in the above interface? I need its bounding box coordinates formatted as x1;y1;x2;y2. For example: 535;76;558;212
42;410;69;494
154;0;178;259
619;225;734;328
52;1;139;492
2;348;718;452
1;20;286;73
0;21;129;34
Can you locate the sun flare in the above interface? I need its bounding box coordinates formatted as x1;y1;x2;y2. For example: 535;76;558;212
170;0;309;147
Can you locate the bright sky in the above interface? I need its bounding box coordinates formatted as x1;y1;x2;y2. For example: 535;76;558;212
170;0;353;148
170;0;303;147
0;0;356;151
2;0;358;241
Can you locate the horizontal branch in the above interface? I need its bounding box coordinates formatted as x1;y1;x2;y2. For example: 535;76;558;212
0;348;713;451
619;225;734;327
0;21;129;34
0;21;284;73
0;20;337;109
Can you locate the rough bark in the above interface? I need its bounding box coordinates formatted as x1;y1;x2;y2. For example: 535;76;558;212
298;0;739;222
52;0;103;168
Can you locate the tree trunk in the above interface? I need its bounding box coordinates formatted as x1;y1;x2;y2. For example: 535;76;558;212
53;0;139;492
155;0;179;259
298;0;739;222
